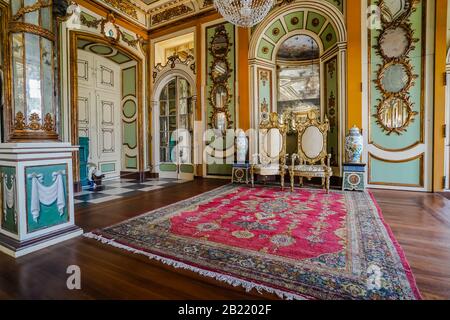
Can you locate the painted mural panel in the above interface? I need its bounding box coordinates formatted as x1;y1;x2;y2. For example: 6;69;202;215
25;164;69;233
368;0;426;188
258;68;272;116
206;22;236;176
369;0;424;150
0;166;18;234
325;56;339;167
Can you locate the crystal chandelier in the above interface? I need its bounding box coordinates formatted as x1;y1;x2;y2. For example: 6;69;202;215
214;0;275;28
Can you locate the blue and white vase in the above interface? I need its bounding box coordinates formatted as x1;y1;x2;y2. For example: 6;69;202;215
345;126;363;163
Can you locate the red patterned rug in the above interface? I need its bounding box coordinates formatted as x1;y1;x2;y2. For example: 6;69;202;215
85;185;421;300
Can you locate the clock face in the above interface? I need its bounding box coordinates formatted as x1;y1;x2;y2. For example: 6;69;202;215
379;26;410;59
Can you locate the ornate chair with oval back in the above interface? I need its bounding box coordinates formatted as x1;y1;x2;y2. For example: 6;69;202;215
290;111;332;193
251;113;288;190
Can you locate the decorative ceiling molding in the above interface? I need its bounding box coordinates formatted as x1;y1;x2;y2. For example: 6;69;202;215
151;2;194;25
100;0;138;19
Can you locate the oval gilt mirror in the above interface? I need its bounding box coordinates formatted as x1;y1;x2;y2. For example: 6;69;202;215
379;25;411;59
380;62;411;94
211;84;229;109
211;59;229;83
211;33;229;58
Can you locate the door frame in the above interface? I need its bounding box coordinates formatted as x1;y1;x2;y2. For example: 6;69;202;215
152;71;197;179
69;31;144;188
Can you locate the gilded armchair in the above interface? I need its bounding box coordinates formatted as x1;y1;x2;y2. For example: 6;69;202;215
290;111;332;193
251;113;288;190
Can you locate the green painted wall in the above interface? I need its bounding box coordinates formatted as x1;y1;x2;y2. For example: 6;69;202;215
122;65;138;170
26;164;69;233
0;166;18;234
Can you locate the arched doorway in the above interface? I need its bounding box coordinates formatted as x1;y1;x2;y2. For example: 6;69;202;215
152;59;197;180
249;0;347;175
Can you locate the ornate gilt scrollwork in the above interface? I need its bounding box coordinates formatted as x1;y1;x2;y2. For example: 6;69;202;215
102;0;138;20
208;25;233;131
373;0;419;135
14;112;56;132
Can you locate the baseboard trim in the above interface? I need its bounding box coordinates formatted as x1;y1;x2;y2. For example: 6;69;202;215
0;225;83;258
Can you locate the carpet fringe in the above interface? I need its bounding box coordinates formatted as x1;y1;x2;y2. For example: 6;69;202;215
83;232;307;300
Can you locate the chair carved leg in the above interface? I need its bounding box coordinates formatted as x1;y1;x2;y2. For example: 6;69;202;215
321;177;325;188
290;172;294;192
299;177;304;187
326;176;330;194
251;169;255;188
281;174;285;191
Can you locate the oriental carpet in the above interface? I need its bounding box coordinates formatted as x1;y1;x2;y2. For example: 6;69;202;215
84;185;421;300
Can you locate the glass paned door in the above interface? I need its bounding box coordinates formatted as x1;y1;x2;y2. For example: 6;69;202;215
159;77;194;180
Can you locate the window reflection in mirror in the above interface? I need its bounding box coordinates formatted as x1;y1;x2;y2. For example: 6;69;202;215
276;35;320;117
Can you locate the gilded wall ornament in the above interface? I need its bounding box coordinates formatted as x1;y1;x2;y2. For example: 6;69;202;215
101;0;138;20
373;0;418;135
151;4;193;25
208;25;233;130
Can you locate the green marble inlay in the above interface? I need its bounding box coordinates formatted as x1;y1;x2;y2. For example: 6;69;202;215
306;12;326;35
160;163;177;172
122;66;136;97
26;164;69;233
180;164;194;174
284;12;305;32
257;38;275;61
265;19;286;43
100;163;116;173
123;122;137;149
123;100;137;118
0;166;18;234
370;156;422;186
125;156;137;169
320;23;337;51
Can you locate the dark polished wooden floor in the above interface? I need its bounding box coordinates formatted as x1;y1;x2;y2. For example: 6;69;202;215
0;178;449;300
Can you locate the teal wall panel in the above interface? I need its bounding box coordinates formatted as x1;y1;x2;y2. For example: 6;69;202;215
369;155;423;187
26;164;69;233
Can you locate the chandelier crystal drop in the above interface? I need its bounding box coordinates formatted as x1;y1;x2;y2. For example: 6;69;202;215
214;0;275;28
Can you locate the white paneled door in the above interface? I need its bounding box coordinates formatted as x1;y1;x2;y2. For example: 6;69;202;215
77;50;121;179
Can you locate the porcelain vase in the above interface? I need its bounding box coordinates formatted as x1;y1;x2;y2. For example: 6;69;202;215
236;130;248;163
345;126;363;163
